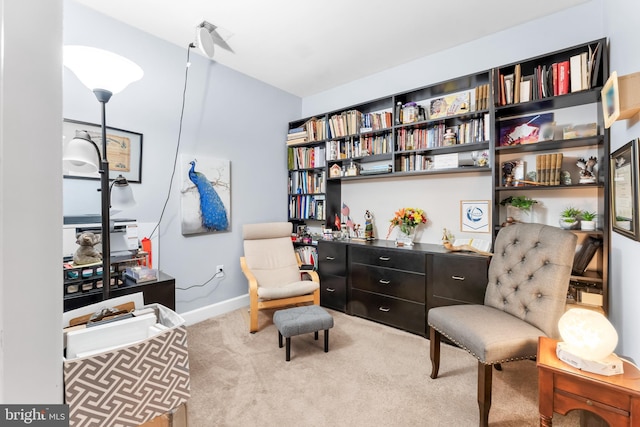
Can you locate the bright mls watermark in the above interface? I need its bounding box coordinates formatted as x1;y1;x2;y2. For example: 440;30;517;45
0;405;68;426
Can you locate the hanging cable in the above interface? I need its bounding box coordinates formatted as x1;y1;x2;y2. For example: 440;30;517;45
148;44;193;241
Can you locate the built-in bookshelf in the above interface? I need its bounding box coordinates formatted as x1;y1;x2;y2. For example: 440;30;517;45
492;38;609;313
285;38;609;314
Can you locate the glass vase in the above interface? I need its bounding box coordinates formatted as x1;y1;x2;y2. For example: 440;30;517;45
395;227;416;246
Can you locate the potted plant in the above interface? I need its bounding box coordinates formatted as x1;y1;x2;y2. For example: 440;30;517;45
499;196;538;223
559;207;581;230
580;211;597;231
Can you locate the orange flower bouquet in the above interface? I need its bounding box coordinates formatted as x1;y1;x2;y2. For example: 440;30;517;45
386;207;428;239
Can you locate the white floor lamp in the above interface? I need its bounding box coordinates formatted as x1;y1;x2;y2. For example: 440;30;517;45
63;45;143;301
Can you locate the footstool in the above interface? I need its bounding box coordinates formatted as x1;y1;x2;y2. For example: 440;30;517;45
273;305;334;361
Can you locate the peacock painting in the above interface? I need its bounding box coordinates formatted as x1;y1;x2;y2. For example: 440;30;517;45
181;156;230;235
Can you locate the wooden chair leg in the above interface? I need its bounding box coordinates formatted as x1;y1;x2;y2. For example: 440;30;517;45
478;362;493;427
429;327;441;379
324;329;329;352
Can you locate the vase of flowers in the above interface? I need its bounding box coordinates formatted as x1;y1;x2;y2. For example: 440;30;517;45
387;207;428;246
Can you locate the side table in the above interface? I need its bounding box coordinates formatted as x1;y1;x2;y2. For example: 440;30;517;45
537;336;640;426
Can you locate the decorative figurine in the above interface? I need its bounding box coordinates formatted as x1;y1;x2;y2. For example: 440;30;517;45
577;156;597;184
364;210;374;240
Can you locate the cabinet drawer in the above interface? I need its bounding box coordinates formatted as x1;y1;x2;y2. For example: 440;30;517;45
350;246;425;273
350;289;425;336
318;241;347;276
320;274;347;312
429;254;488;308
350;263;425;303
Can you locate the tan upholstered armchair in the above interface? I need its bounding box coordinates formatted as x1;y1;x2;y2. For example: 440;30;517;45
428;223;577;427
240;222;320;333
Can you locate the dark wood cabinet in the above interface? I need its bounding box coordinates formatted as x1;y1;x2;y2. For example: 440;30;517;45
317;240;490;337
318;241;348;312
427;253;490;312
64;271;176;312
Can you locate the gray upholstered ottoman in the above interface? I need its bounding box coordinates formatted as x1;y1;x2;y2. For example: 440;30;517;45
273;305;334;361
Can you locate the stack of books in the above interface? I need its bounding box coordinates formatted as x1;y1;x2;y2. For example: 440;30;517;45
535;153;563;185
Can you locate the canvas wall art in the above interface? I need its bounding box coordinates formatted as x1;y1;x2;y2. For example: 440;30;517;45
180;154;230;235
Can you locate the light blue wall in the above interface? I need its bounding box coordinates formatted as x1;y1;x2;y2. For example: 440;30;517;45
63;1;301;313
604;0;640;363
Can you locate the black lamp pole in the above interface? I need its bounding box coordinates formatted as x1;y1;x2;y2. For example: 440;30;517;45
94;88;114;301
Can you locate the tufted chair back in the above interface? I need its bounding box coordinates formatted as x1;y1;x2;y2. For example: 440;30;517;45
484;223;577;339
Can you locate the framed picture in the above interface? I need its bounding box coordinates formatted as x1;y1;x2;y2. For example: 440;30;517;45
498;113;554;146
460;200;490;233
610;138;639;240
62;119;143;183
602;71;620;129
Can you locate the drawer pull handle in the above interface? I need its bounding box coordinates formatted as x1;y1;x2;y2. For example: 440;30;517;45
326;288;335;292
379;279;391;285
379;256;391;261
379;307;390;312
326;256;335;260
451;275;465;281
586;400;593;406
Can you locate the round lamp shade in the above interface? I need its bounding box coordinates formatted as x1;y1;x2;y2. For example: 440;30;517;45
63;131;100;173
111;180;136;210
558;308;618;361
63;45;143;94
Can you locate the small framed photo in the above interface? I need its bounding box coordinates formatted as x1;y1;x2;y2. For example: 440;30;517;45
460;200;490;233
63;119;143;183
602;71;620;129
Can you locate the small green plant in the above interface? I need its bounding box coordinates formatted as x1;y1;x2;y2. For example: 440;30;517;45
500;195;538;210
581;211;597;221
560;207;582;218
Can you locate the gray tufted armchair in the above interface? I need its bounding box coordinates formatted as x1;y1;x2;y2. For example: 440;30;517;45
427;223;577;427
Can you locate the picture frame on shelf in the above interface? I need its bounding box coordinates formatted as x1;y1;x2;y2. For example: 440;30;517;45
498;113;554;146
63;119;143;183
610;138;639;240
602;71;620;129
460;200;490;233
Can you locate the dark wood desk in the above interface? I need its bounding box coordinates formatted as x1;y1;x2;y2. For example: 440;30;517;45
64;271;175;312
537;336;640;426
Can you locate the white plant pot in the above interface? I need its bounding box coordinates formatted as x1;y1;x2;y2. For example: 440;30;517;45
559;218;579;230
580;220;596;231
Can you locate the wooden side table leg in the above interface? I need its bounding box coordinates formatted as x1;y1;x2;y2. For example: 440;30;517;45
538;367;554;426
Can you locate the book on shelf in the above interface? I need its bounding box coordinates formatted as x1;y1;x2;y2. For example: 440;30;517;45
514;64;521;104
520;78;532;103
558;61;570;95
534;153;563;185
570;54;583;93
590;41;602;88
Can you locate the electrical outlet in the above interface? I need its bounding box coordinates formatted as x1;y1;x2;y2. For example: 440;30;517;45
216;265;224;274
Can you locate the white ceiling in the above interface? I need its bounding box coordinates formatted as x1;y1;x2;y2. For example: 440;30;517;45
74;0;590;98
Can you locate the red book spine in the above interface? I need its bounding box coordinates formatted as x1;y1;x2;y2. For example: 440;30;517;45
558;61;569;95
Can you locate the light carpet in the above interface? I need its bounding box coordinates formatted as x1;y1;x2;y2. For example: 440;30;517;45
186;308;579;426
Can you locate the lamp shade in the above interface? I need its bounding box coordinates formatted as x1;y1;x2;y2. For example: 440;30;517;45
110;175;136;211
63;130;100;173
558;308;618;361
63;45;143;94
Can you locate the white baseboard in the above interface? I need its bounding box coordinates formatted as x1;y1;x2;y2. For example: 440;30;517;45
181;294;249;326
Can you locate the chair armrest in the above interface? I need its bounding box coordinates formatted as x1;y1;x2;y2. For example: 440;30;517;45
240;257;258;293
301;269;319;283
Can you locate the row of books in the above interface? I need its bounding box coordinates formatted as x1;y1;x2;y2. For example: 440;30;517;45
329;110;362;138
474;84;491;111
536;153;564;186
395;153;433;172
326;136;392;161
289;170;326;195
361;111;392;132
287;145;326;170
498;42;601;106
288;194;325;220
